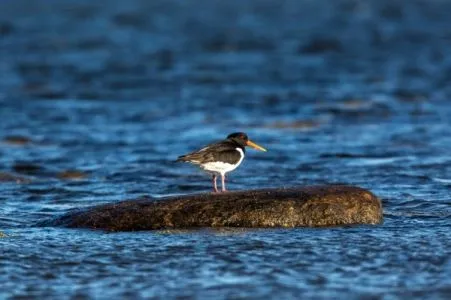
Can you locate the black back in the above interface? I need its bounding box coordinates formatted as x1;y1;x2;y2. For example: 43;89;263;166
177;135;246;164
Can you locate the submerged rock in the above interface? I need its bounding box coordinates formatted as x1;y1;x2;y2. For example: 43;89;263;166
12;163;43;175
0;172;31;183
57;170;88;180
265;120;321;130
43;185;383;231
2;135;32;145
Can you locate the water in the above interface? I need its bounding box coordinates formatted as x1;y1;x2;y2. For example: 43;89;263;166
1;0;451;298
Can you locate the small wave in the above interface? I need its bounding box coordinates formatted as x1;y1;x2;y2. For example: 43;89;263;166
432;178;451;184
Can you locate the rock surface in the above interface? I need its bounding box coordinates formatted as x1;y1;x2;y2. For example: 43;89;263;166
43;185;383;231
57;170;88;180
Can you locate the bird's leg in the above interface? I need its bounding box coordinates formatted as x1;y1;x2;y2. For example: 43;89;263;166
221;174;227;192
212;174;218;193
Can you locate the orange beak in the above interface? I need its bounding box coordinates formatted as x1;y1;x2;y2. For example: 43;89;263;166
246;140;267;152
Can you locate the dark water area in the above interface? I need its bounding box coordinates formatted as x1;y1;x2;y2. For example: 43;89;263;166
1;0;451;298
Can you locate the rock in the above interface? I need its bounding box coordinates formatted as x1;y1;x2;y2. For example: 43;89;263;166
0;232;7;238
42;185;383;231
3;135;32;145
0;172;31;183
57;170;88;180
265;120;321;130
12;162;42;175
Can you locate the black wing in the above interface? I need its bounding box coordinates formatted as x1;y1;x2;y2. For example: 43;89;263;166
177;140;243;164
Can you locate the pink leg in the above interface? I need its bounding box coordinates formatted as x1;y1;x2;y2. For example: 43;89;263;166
221;174;226;192
212;174;218;193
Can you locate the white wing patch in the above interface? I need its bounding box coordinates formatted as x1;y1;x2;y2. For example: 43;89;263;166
200;148;244;175
198;146;210;152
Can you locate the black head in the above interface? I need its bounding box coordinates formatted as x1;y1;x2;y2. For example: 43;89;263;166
226;132;267;151
227;132;248;144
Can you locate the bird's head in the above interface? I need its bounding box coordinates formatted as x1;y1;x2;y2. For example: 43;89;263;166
227;132;267;151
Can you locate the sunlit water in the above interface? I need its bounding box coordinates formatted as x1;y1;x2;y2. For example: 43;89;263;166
1;0;451;298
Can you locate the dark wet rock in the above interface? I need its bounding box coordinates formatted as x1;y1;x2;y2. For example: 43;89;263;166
13;163;43;175
43;185;383;231
3;135;32;145
57;170;88;180
298;38;343;54
0;172;30;183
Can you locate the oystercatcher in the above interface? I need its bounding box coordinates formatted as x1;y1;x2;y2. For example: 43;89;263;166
176;132;267;192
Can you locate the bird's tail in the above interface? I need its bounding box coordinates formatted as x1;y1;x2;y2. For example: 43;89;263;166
175;153;201;164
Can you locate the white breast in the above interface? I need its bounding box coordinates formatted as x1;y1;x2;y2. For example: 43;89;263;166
200;148;244;175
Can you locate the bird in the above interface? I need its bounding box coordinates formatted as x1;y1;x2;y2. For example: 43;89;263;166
176;132;267;192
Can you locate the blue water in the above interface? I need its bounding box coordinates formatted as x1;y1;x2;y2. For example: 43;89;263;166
1;0;451;298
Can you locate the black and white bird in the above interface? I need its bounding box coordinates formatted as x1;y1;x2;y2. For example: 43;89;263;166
176;132;267;192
